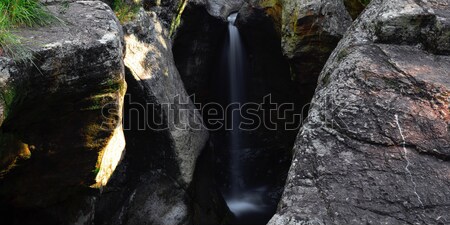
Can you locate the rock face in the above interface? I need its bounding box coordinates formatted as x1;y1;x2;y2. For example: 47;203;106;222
243;0;353;110
172;3;226;104
123;9;209;187
173;1;352;222
192;0;245;19
94;9;216;225
255;0;283;34
269;0;450;224
0;1;125;224
281;0;352;95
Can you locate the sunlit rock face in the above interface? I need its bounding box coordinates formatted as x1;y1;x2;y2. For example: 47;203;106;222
123;9;208;186
95;9;211;225
95;122;126;187
269;0;450;224
0;1;126;224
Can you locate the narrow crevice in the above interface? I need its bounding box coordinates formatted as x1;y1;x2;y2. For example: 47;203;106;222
172;5;316;225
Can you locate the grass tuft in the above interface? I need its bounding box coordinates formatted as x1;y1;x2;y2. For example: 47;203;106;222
0;0;57;60
0;31;32;60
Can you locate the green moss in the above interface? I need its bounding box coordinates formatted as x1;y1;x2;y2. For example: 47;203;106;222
112;0;140;23
79;79;124;111
80;95;110;111
321;71;331;86
78;78;125;112
101;78;126;94
0;86;17;119
260;0;276;7
336;48;350;62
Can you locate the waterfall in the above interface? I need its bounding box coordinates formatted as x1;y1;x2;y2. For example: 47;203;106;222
221;13;278;225
227;12;245;197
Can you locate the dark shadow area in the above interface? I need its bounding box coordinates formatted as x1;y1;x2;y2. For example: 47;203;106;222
95;66;231;225
94;67;180;225
173;5;315;225
0;45;125;225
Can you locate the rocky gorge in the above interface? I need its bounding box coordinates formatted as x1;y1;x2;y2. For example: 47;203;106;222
0;0;448;225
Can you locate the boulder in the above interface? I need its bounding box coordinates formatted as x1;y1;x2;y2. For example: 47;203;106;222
95;9;212;225
191;0;245;19
269;0;450;224
0;1;125;224
240;0;353;109
122;9;208;187
281;0;352;89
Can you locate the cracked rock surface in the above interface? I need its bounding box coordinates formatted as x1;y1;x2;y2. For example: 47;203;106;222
269;0;450;224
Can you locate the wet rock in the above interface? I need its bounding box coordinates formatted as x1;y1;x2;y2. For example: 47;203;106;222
269;0;450;224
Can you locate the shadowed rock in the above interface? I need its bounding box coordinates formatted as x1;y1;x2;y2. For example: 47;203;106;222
94;9;220;225
0;1;126;224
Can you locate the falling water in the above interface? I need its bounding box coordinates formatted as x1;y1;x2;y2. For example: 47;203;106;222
227;12;245;196
223;13;272;225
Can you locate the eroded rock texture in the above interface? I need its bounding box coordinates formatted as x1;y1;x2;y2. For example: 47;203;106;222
281;0;352;95
244;0;353;107
269;0;450;224
95;9;219;225
0;1;125;224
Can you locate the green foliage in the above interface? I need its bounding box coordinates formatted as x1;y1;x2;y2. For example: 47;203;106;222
0;31;31;60
1;0;55;27
360;0;371;6
0;0;57;60
112;0;140;23
169;0;188;38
